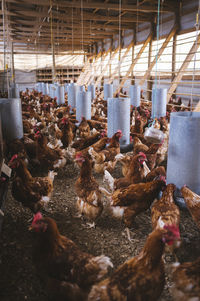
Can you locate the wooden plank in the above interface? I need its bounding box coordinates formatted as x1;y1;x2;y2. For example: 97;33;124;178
98;41;134;98
86;51;108;86
114;33;152;96
172;35;177;81
167;32;200;102
13;26;117;35
94;47;119;87
108;41;134;84
77;53;99;85
78;49;110;85
0;18;134;30
4;0;176;13
146;36;153;101
8;9;150;23
79;51;104;85
85;48;112;86
139;26;177;86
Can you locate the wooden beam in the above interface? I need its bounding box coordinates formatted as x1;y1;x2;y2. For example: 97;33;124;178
4;0;176;13
94;46;119;87
114;33;152;96
146;37;153;101
97;41;134;98
13;25;117;35
108;41;134;84
11;42;15;84
146;20;155;101
0;51;88;55
139;25;177;86
3;8;151;23
77;52;100;85
87;47;113;86
0;18;134;30
5;37;97;44
167;32;200;102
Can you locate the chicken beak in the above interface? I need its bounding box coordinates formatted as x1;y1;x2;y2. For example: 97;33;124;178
28;225;33;231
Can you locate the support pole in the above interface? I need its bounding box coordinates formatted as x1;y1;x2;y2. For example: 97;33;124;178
139;26;177;86
114;33;152;96
146;21;155;101
167;32;200;102
52;42;56;83
11;42;15;85
108;41;133;85
131;26;136;85
2;0;6;93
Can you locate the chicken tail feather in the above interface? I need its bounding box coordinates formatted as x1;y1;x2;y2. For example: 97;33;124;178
103;170;114;191
47;170;57;181
99;186;112;198
90;255;113;280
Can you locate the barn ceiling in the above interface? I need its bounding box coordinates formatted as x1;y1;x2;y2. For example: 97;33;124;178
0;0;182;54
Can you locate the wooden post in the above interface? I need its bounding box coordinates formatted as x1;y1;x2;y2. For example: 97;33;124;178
171;4;180;93
109;38;113;78
94;46;117;87
118;30;122;84
81;51;101;85
172;34;177;82
131;26;136;85
52;42;56;83
98;41;134;99
167;32;200;102
146;21;155;101
86;43;108;86
108;41;133;85
139;26;177;86
11;42;15;85
114;33;152;96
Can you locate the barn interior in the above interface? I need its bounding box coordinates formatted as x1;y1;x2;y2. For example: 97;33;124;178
0;1;200;301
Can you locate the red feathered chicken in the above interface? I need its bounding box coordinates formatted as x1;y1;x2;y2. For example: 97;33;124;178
88;130;122;174
151;183;180;230
171;256;200;301
72;130;106;151
9;154;56;212
100;176;166;240
151;183;181;258
103;152;148;192
75;152;103;228
59;117;75;148
88;225;180;301
78;117;91;138
30;213;113;300
181;185;200;229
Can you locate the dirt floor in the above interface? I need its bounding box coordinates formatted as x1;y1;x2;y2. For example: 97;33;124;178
0;160;200;301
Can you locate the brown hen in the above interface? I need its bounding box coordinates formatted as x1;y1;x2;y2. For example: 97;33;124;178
88;225;180;301
103;152;148;192
75;153;103;228
30;213;113;301
9;154;56;212
181;185;200;229
171;256;200;301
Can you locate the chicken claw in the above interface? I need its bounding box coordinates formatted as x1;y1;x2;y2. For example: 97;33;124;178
125;227;134;242
86;222;96;229
73;213;83;219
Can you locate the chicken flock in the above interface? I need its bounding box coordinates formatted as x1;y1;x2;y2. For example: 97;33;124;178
1;89;200;301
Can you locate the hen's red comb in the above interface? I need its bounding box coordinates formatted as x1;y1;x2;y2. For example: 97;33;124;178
75;152;82;158
138;152;146;158
61;117;68;124
9;154;18;163
31;212;43;226
164;224;180;238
